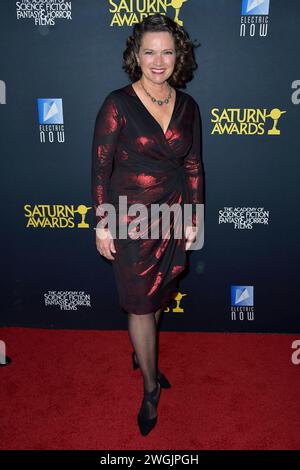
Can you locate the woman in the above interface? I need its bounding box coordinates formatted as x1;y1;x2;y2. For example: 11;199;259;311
91;13;204;436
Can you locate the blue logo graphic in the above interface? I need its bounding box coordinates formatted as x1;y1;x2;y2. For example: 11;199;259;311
231;286;254;306
38;98;63;124
241;0;270;15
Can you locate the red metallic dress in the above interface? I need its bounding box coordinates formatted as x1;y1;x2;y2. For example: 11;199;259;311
91;83;203;314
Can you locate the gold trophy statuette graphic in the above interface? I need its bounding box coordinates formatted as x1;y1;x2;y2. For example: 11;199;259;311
164;291;187;313
76;204;92;228
266;108;286;135
167;0;188;26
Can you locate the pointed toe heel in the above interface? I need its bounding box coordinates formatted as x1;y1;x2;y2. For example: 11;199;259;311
137;381;161;436
157;370;172;389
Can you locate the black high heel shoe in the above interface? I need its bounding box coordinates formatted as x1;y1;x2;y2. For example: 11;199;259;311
137;381;161;436
132;351;171;389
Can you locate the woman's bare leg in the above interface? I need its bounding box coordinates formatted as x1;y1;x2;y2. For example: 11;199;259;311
154;308;163;372
154;307;163;329
128;311;160;419
128;312;157;391
132;308;163;371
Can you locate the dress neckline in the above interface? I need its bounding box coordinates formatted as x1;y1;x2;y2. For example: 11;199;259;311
129;83;179;138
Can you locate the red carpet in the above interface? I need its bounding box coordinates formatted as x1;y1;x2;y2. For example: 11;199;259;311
0;327;299;450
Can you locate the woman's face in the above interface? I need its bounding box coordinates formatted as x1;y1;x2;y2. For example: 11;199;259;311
135;31;176;85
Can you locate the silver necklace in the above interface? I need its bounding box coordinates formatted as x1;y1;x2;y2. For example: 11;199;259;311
140;80;172;106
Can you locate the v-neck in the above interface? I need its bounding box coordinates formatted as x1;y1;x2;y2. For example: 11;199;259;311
130;83;178;138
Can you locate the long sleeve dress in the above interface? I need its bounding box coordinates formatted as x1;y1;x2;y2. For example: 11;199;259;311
91;83;203;315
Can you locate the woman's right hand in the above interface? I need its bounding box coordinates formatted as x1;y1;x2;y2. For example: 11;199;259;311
95;227;116;260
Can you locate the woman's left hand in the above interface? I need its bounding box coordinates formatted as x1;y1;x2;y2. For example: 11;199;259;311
185;225;198;250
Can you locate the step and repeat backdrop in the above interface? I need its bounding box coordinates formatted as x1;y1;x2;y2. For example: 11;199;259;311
1;0;299;332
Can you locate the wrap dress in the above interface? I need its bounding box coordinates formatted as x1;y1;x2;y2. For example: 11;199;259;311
91;83;203;314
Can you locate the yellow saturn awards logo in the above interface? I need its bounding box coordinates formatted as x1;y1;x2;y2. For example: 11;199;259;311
164;291;187;313
211;107;286;135
108;0;189;27
24;204;92;228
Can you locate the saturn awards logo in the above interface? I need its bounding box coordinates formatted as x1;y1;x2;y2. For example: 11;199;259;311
108;0;189;27
24;204;92;228
210;107;286;136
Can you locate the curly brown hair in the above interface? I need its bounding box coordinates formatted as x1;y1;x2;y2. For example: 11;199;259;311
122;13;200;88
